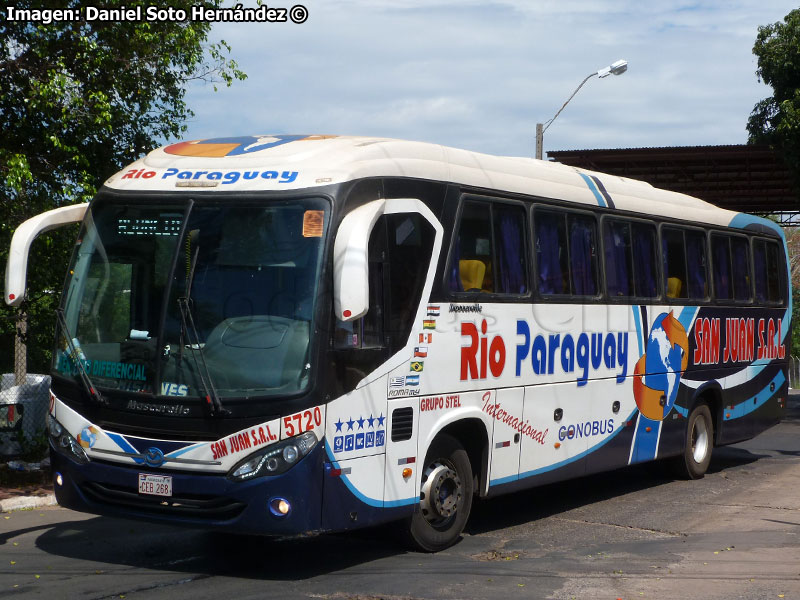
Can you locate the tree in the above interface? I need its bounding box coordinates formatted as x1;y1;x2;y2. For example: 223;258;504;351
0;1;245;375
747;9;800;176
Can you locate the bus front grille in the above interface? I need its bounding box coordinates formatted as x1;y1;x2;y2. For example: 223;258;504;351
82;482;246;520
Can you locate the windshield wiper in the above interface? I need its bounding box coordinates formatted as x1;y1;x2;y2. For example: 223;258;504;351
176;235;227;417
55;308;107;405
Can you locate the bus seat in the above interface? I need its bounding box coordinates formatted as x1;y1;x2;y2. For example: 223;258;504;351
667;277;682;298
459;259;486;292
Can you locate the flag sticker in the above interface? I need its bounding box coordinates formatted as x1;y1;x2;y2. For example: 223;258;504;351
410;361;424;373
405;374;419;386
390;376;405;388
414;346;428;358
419;333;433;344
427;305;440;317
423;320;436;330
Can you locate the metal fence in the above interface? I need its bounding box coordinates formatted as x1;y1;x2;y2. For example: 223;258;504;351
0;312;50;457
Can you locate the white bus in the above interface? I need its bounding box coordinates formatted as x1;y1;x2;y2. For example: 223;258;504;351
6;135;790;551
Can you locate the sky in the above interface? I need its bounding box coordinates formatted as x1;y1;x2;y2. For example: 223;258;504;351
181;1;798;159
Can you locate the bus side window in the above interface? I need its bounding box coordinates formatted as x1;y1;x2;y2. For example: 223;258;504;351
569;213;599;296
450;202;494;292
754;239;783;304
685;230;708;299
711;234;732;300
493;204;528;294
535;210;568;295
730;236;752;302
604;220;632;297
662;227;687;299
632;222;658;298
449;200;528;296
534;208;598;297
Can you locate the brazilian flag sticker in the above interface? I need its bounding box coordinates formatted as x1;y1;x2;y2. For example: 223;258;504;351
410;361;424;373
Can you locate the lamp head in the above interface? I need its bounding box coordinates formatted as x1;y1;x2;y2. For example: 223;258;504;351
597;59;628;78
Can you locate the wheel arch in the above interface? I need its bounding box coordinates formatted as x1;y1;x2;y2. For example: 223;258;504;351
436;418;490;498
688;381;723;445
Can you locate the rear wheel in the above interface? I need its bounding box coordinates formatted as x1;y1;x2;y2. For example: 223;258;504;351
404;434;473;552
672;403;713;479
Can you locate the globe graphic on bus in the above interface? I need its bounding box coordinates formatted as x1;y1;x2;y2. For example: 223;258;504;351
633;311;689;421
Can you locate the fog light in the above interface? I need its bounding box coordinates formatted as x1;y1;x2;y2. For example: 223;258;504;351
269;497;291;517
55;472;63;487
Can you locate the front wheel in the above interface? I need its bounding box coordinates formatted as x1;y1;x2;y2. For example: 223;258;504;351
672;403;714;479
404;434;473;552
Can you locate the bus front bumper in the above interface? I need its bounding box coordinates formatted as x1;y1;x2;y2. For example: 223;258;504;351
49;441;326;536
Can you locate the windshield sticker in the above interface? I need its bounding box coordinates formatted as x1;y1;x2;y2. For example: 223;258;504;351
302;210;324;237
56;353;147;382
160;382;189;397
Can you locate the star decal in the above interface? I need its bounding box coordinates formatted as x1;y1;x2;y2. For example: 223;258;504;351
346;416;355;431
335;418;343;433
357;416;365;429
377;413;385;427
367;414;375;428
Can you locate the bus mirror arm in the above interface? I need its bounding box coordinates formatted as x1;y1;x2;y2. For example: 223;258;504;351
5;203;89;307
333;200;388;322
332;198;440;323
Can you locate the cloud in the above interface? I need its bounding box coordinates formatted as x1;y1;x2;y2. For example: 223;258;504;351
181;0;797;156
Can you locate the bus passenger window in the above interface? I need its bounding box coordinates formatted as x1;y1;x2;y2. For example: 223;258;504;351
754;239;783;303
604;220;633;297
632;223;658;298
493;204;528;294
450;200;529;295
451;202;493;292
568;214;599;295
685;230;708;299
662;227;687;299
711;234;732;300
731;236;752;302
535;211;568;295
766;241;783;303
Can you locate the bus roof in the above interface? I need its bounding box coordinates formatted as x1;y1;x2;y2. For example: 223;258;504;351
105;134;741;227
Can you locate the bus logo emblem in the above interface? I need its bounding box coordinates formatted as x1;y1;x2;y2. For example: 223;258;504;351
144;447;166;468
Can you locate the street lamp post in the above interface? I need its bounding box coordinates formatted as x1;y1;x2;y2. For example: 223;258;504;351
535;59;628;160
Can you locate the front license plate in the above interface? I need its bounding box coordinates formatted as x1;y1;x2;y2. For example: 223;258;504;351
138;473;172;497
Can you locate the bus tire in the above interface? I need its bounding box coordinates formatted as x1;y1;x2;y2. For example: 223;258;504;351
404;434;473;552
673;403;713;479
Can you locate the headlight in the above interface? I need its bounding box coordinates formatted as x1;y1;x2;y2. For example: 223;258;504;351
228;431;318;481
47;414;89;465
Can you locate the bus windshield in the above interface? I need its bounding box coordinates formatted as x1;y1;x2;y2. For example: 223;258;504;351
55;197;328;400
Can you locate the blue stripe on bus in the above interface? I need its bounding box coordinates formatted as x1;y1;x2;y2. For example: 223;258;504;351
490;409;637;486
632;305;644;357
323;443;417;508
677;306;700;334
106;432;144;463
723;371;785;421
629;415;661;463
579;173;607;207
590;176;616;209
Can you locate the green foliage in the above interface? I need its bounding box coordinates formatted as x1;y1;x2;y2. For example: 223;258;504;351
747;9;800;178
0;1;245;374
